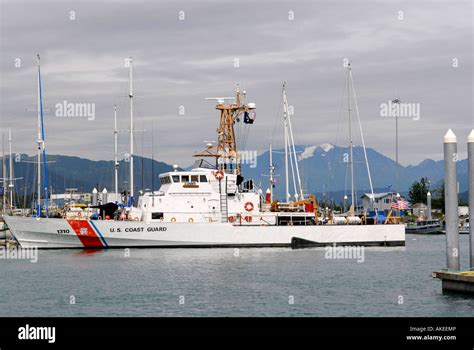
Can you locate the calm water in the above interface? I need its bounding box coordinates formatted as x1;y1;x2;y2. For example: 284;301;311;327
0;235;473;317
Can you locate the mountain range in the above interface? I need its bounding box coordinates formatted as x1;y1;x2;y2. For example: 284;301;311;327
240;144;468;202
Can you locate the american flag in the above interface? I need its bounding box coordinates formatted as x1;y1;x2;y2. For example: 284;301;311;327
391;199;409;210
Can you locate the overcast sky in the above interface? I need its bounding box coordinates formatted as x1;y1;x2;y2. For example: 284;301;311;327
0;0;472;168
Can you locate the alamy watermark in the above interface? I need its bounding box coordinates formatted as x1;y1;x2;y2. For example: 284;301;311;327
55;100;95;120
217;150;258;168
325;243;365;263
380;100;420;121
18;324;55;343
0;246;38;263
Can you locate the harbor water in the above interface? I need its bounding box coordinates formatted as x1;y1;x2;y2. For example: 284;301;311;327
0;234;472;317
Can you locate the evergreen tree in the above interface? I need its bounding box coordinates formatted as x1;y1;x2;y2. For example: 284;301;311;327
408;177;429;204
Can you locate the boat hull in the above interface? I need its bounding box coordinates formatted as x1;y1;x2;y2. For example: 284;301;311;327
406;226;443;234
3;216;405;249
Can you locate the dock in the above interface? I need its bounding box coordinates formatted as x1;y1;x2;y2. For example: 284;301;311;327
432;130;474;295
432;271;474;294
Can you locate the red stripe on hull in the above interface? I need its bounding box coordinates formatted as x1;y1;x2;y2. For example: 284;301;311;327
67;220;104;248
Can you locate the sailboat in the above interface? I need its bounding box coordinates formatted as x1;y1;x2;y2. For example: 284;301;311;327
3;59;405;249
329;62;379;224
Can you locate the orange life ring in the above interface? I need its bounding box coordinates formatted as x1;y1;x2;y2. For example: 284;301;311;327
245;216;252;222
171;217;176;223
214;170;224;180
228;216;235;223
188;218;194;223
244;202;254;212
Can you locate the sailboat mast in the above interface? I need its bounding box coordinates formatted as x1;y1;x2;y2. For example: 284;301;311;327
347;64;355;211
151;121;155;206
283;83;290;202
114;104;119;201
36;55;42;215
8;128;13;209
269;143;274;202
36;54;49;217
129;57;134;201
2;134;5;214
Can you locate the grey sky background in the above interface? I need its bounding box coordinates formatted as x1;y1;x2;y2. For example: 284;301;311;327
0;0;472;168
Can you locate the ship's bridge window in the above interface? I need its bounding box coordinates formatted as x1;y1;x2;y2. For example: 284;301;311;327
172;175;179;183
181;175;189;182
199;175;207;182
160;176;171;185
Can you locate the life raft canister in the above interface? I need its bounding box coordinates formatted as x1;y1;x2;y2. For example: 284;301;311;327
244;202;254;212
214;170;224;180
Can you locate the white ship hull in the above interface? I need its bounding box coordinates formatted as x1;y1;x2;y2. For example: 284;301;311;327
4;216;405;249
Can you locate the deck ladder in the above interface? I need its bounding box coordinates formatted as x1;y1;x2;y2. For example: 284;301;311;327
220;177;228;222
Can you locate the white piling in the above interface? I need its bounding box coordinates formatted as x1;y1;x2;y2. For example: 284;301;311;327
92;188;98;206
468;129;474;270
102;188;108;204
443;129;460;271
427;191;432;221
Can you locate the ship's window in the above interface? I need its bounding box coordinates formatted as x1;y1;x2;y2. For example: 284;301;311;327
172;175;179;183
182;175;189;182
160;176;171;184
191;175;198;182
199;175;207;182
152;212;164;220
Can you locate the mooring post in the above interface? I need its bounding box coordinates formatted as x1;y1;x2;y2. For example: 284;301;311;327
468;129;474;270
444;129;460;271
92;187;98;206
427;191;432;220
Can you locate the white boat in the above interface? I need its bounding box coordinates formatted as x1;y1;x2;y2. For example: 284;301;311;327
405;220;442;234
3;58;405;249
4;214;404;249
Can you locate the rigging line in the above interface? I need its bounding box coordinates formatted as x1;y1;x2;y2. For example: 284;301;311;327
344;156;349;197
349;69;376;212
23;158;29;209
326;71;349;196
287;112;303;198
285;94;303;199
287;132;298;199
38;59;49;216
32;159;37;211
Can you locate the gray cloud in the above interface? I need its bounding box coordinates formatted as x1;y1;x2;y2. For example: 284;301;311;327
0;0;472;169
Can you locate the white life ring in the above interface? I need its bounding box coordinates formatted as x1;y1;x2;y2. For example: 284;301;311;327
214;170;224;180
244;202;254;212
